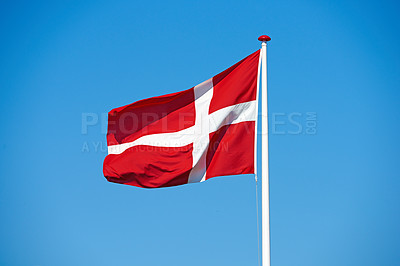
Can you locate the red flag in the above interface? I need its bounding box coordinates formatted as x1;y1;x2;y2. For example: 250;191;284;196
103;50;260;188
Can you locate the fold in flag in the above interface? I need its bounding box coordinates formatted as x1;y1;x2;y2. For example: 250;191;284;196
103;50;260;188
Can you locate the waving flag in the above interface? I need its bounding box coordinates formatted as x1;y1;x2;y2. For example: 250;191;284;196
103;50;260;188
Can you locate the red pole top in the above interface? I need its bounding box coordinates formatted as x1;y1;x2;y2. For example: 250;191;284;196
258;35;271;42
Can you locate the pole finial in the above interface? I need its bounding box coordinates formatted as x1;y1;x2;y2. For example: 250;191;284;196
258;35;271;42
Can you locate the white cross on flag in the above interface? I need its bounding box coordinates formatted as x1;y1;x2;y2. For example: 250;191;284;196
103;50;260;188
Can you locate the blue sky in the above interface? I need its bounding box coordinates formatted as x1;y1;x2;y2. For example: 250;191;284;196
0;0;399;265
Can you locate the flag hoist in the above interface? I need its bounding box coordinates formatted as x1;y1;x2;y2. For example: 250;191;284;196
259;34;272;266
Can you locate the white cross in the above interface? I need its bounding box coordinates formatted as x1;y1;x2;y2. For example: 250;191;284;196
108;78;257;182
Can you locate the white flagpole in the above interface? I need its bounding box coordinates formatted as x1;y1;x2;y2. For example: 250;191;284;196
259;34;271;266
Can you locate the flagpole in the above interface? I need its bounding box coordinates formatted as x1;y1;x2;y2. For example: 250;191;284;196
259;35;271;266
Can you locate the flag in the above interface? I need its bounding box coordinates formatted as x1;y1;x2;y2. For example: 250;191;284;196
103;50;260;188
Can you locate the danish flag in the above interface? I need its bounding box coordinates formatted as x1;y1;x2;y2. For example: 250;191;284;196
103;50;260;188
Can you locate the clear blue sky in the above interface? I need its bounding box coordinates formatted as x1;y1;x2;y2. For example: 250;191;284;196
1;0;399;265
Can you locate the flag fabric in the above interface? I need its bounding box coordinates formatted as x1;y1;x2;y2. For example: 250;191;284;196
103;50;260;188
